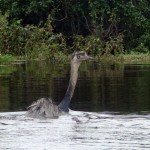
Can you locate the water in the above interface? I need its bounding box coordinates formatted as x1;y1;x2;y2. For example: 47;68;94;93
0;61;150;149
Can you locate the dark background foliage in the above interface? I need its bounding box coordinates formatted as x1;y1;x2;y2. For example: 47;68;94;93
0;0;149;55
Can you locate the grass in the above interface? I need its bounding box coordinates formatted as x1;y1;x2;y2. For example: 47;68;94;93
96;52;150;65
0;65;17;76
0;52;149;65
0;54;16;64
121;53;150;64
0;54;26;65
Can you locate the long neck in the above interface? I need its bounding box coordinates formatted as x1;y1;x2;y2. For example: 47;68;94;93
58;60;80;112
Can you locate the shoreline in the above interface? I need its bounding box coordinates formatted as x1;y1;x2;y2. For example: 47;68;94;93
0;53;150;65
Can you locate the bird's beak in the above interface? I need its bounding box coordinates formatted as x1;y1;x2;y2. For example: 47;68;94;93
87;55;94;60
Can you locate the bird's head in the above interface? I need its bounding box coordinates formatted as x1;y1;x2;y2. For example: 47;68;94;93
71;51;93;63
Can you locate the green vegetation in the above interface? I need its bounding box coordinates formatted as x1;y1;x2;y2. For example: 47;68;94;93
0;65;16;76
0;13;68;61
0;0;149;64
122;52;150;64
0;54;16;64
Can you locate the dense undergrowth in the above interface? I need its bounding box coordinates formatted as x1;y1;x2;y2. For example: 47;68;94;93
0;1;149;64
0;14;68;60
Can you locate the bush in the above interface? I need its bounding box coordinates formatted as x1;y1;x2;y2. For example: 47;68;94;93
102;34;124;55
72;35;103;55
0;54;15;64
0;0;149;56
0;14;68;59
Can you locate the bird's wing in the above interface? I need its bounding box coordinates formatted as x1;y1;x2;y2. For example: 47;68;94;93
26;98;59;119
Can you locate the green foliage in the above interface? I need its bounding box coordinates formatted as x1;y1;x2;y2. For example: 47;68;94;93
0;65;16;76
102;34;124;55
88;0;150;51
0;54;15;64
0;0;149;56
0;13;8;28
72;34;124;56
133;43;149;53
122;52;150;64
0;14;68;59
72;35;103;55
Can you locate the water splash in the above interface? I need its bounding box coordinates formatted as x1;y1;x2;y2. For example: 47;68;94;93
0;111;150;150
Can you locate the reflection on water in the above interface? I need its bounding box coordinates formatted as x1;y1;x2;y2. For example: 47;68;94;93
0;62;150;113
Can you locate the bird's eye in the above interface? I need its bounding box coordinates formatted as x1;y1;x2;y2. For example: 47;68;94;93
77;55;80;59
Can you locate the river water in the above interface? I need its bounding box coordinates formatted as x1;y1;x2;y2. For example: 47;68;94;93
0;61;150;149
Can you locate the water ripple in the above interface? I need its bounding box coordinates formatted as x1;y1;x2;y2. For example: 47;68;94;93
0;111;150;150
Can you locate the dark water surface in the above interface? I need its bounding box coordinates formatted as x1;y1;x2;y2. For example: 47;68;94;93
0;61;149;113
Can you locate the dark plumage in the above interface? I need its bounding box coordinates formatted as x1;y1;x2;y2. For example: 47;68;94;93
26;51;93;119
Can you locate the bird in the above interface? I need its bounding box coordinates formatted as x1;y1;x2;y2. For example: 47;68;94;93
26;51;93;119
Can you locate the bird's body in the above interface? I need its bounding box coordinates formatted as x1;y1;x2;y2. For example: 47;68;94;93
26;98;60;118
26;51;93;119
